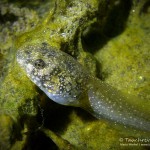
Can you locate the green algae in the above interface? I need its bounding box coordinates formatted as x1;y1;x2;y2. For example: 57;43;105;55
0;0;150;150
0;2;41;149
94;0;150;100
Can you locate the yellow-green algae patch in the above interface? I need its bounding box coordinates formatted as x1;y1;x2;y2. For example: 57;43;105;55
0;63;38;117
0;115;16;150
0;1;41;118
95;30;150;99
95;1;150;100
0;2;42;149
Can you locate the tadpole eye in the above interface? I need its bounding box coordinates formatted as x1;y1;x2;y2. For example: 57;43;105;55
34;59;46;69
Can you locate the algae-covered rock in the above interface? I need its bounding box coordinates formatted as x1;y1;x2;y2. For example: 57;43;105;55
0;1;40;149
0;0;150;149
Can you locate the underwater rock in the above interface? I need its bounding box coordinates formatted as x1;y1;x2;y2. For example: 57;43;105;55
0;0;150;149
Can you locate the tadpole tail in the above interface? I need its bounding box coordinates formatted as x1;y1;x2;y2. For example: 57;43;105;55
81;76;150;131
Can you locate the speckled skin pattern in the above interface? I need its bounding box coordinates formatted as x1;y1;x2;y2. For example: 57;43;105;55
17;42;89;106
17;42;150;131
